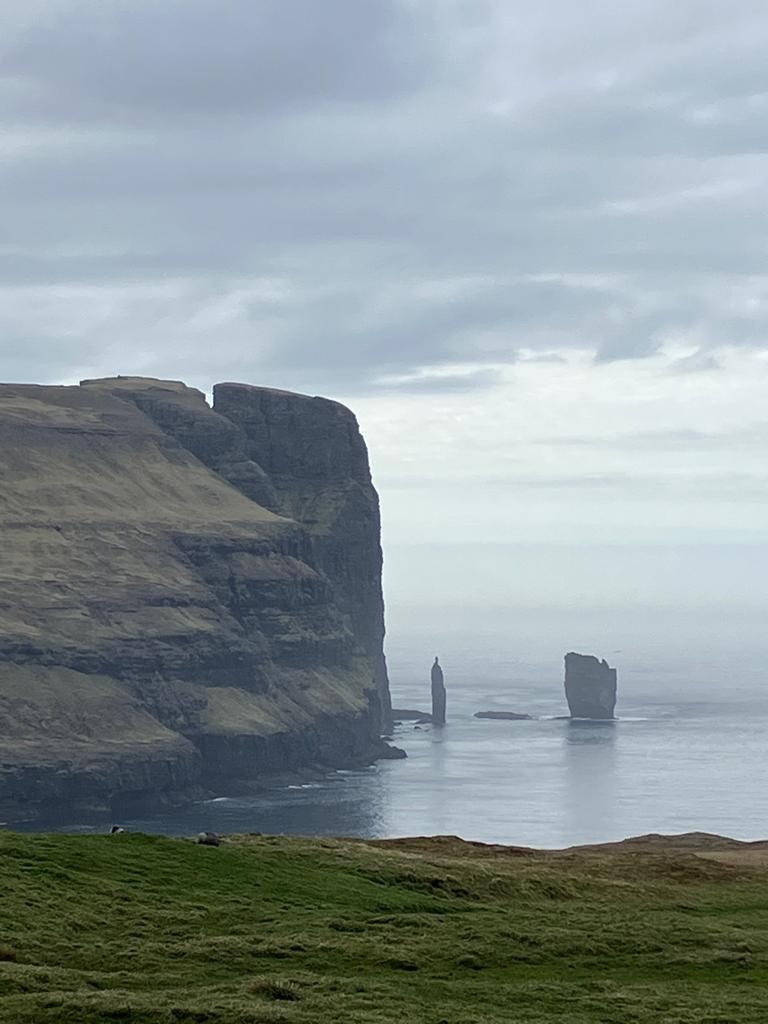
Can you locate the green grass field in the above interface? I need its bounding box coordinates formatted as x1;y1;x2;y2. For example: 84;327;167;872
2;830;768;1023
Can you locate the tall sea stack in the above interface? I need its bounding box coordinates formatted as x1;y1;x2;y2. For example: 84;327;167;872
564;653;617;720
431;657;446;725
0;377;393;820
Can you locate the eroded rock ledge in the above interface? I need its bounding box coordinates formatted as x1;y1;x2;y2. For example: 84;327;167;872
0;377;394;819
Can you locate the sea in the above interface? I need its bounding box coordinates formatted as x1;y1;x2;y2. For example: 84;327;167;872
17;544;768;848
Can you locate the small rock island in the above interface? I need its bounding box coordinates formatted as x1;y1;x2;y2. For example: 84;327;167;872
474;711;532;721
564;652;617;719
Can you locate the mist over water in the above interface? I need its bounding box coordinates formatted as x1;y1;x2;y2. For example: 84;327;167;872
23;544;768;847
375;543;767;845
384;623;768;846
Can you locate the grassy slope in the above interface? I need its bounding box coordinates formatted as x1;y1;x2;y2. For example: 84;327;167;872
2;833;768;1023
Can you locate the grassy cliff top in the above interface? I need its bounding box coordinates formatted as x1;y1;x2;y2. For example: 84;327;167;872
0;383;281;530
2;830;768;1023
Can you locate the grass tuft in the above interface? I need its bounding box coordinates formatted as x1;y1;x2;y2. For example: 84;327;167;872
250;976;300;1001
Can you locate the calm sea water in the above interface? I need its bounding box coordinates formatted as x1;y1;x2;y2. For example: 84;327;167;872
19;583;768;848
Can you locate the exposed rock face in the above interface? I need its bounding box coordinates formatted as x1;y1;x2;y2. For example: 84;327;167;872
0;377;393;820
430;657;446;726
212;383;392;731
564;653;617;720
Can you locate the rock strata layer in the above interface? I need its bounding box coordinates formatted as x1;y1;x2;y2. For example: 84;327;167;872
564;653;617;719
0;377;393;819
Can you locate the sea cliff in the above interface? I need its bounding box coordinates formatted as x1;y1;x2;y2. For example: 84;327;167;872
0;377;392;819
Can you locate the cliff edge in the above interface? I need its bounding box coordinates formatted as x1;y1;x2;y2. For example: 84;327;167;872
0;377;392;819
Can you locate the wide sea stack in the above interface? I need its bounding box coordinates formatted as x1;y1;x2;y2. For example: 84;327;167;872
564;652;617;719
0;377;393;820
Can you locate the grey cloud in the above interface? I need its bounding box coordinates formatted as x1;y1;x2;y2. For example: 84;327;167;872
379;471;768;502
531;425;768;453
668;350;722;373
2;0;435;122
1;0;768;391
593;316;667;362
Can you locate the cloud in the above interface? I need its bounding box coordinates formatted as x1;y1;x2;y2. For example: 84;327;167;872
1;1;768;404
352;345;768;544
374;366;503;394
531;424;768;454
2;0;436;122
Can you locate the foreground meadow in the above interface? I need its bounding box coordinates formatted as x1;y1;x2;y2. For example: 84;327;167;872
1;829;767;1022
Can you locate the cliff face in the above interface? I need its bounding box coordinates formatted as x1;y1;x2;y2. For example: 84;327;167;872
564;653;617;720
212;383;392;730
0;377;392;819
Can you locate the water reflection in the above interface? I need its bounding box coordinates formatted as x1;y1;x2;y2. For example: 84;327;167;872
427;726;450;834
15;769;389;839
564;720;617;844
16;698;768;848
565;719;618;746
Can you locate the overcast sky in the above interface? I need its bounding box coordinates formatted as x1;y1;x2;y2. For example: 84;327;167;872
2;0;767;558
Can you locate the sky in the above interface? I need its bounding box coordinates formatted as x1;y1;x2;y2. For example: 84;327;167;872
2;0;767;567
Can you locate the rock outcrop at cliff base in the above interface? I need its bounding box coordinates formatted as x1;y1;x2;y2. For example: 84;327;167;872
0;377;393;819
